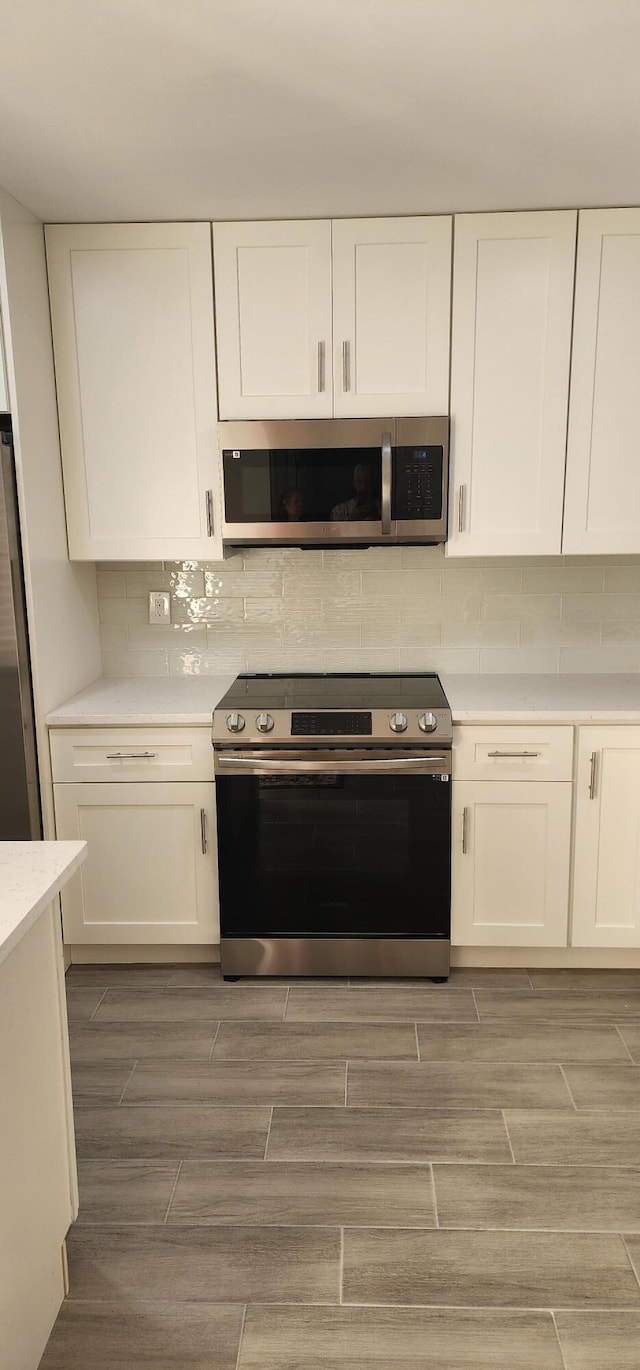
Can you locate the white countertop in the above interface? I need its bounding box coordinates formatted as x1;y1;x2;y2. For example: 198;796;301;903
441;673;640;722
0;842;87;967
45;672;640;728
46;675;236;726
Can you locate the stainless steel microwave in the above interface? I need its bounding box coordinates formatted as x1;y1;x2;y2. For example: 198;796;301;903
218;417;449;547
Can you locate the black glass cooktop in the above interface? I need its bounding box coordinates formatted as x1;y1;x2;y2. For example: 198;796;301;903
218;673;449;711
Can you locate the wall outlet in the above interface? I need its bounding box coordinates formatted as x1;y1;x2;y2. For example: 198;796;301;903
148;591;171;625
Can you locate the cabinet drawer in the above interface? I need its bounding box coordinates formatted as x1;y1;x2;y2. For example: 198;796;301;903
50;727;214;783
453;726;574;782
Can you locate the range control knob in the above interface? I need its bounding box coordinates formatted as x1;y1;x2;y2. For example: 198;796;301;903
418;711;438;733
255;712;274;734
226;712;246;733
389;711;408;734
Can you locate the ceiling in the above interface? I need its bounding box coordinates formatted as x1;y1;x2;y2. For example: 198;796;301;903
0;0;639;224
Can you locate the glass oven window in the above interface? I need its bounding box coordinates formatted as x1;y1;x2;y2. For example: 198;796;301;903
222;447;382;524
216;771;451;939
393;446;443;521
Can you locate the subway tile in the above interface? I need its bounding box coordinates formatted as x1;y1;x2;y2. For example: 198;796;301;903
238;1305;565;1368
204;570;283;597
65;1225;340;1304
479;568;524;592
321;596;401;627
284;623;356;647
559;645;640;672
520;620;602;646
283;568;360;598
172;596;245;624
362;623;441;647
123;569;170;596
245;597;322;625
481;594;561;622
96;571;125;598
398;647;480;672
246;646;326;672
96;561;164;572
98;625;128;651
401;591;480;621
479;647;560;673
434;1163;640;1230
98;596;147;625
323;547;404;570
604;564;640;591
167;1159;436;1226
522;566;604;592
362;570;443;596
441;621;520;646
127;623;208;649
562;592;640;622
38;1300;245;1370
102;650;169;677
323;648;401;673
401;544;445;567
602;619;640;643
245;547;322;570
168;648;246;675
342;1227;640;1308
167;569;206;599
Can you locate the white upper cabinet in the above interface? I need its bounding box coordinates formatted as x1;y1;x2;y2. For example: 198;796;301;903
213;220;333;419
448;210;576;557
331;217;451;417
563;209;640;554
213;216;452;420
45;223;221;561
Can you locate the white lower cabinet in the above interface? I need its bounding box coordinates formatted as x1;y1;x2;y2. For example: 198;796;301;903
572;727;640;947
452;780;572;947
53;781;219;944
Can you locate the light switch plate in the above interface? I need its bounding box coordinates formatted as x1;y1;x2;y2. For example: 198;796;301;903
148;591;171;624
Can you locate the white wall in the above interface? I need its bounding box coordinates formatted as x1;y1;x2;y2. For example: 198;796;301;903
0;187;101;833
97;546;640;678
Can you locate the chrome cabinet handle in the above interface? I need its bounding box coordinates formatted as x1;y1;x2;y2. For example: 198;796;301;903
205;489;214;537
589;751;598;800
317;341;325;393
381;432;392;535
106;751;157;760
200;808;208;853
342;340;351;391
487;751;541;759
457;485;465;533
216;755;450;775
462;806;469;854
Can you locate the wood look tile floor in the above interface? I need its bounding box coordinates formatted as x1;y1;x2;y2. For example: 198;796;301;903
38;966;640;1370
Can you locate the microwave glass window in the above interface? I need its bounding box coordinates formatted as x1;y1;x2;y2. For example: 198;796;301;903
223;448;382;523
393;446;443;521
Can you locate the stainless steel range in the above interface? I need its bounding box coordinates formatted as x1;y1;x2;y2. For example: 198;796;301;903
212;673;452;980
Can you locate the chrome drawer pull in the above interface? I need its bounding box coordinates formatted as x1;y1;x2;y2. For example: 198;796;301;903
200;808;208;853
205;489;214;537
342;340;351;391
457;485;465;533
106;751;158;760
317;340;325;392
462;806;469;854
487;750;541;759
589;750;598;800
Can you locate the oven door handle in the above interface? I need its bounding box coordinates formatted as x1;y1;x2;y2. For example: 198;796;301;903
215;754;450;776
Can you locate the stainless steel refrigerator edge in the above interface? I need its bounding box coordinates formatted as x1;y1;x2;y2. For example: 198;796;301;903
0;420;41;838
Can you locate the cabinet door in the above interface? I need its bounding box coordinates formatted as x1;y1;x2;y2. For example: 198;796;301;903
563;210;640;553
572;728;640;947
213;220;332;419
452;781;571;946
448;211;576;556
332;216;451;418
53;782;219;944
45;223;220;561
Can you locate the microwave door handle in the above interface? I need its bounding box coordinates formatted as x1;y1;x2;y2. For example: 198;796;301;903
381;432;392;535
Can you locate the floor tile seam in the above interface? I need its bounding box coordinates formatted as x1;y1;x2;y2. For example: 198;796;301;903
87;989;109;1023
162;1160;183;1224
500;1110;517;1165
340;1296;640;1313
234;1304;247;1370
344;1061;348;1106
414;1022;421;1060
208;1023;222;1062
339;1227;344;1305
117;1059;139;1105
282;986;290;1021
558;1065;580;1110
428;1163;439;1228
621;1234;640;1293
615;1025;638;1062
60;1291;640;1315
67;1219;640;1237
263;1108;274;1160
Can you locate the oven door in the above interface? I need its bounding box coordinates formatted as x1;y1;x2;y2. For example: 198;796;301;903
214;749;451;939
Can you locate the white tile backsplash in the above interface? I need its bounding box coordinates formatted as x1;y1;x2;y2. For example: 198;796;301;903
97;547;640;678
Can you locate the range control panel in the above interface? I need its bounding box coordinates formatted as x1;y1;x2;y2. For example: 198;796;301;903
291;711;372;736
